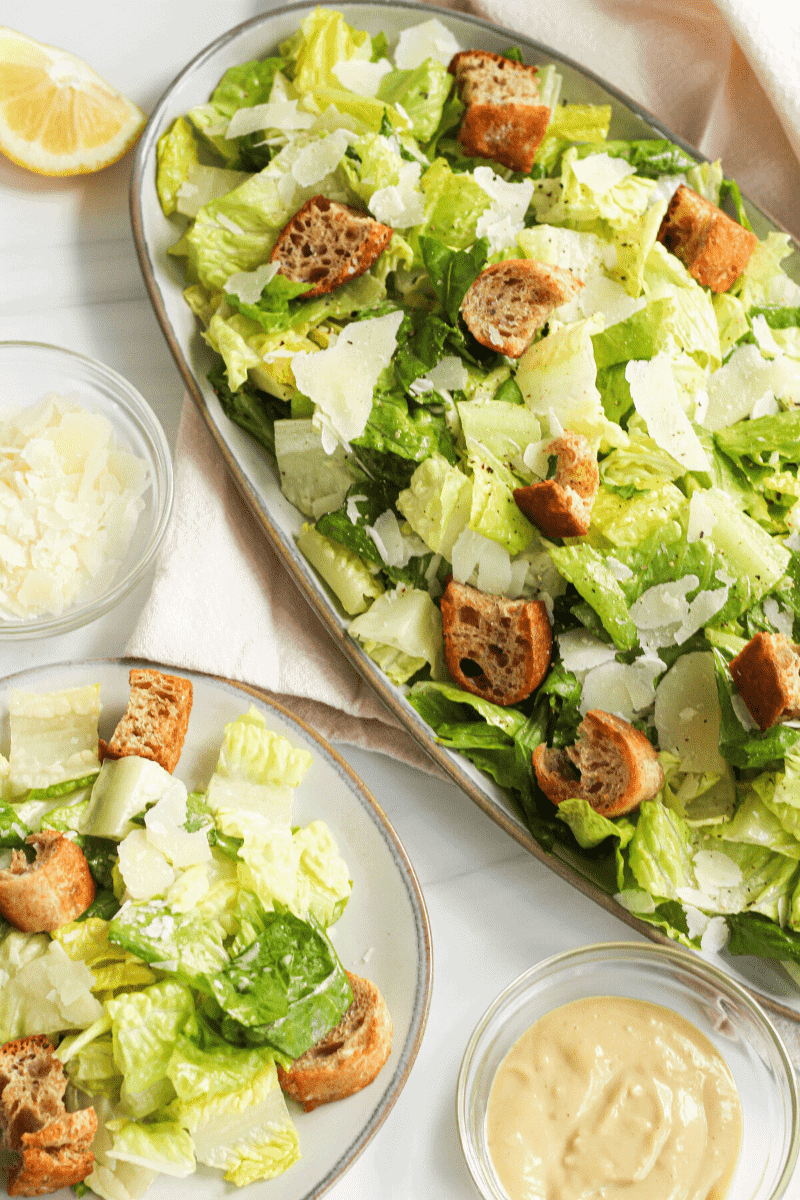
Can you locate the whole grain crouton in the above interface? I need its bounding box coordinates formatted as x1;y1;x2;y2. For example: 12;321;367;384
448;49;550;174
99;668;192;774
533;709;663;818
0;1035;97;1196
657;183;757;293
440;579;552;706
0;832;95;933
277;973;392;1111
730;631;800;731
460;259;583;358
514;431;599;538
269;196;393;298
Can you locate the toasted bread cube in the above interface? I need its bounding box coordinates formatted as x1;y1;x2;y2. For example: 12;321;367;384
100;668;192;774
277;973;392;1111
448;50;549;175
657;183;757;293
533;710;663;818
514;431;599;538
0;832;96;933
730;632;800;731
457;101;551;174
460;259;582;358
448;49;542;105
440;580;552;706
0;1035;97;1196
269;196;393;298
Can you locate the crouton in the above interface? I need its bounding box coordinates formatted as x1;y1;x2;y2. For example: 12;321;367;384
0;1035;97;1196
0;832;95;933
657;183;757;293
460;259;583;358
440;579;552;706
513;431;599;538
99;668;192;774
276;973;392;1111
449;50;543;105
533;709;663;818
448;50;550;174
269;195;393;298
730;632;800;731
457;103;551;175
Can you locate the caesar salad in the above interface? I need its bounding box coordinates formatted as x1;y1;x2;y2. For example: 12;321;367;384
153;7;800;974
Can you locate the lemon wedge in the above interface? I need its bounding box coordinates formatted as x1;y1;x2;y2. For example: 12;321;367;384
0;27;146;175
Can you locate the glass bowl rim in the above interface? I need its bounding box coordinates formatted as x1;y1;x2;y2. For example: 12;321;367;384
0;339;174;638
457;939;800;1200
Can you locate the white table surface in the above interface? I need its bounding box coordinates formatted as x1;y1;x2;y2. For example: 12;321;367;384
0;2;796;1198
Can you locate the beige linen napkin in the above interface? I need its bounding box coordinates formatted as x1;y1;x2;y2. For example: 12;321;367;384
465;0;800;236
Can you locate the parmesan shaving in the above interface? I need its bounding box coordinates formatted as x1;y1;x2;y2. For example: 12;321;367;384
0;394;148;619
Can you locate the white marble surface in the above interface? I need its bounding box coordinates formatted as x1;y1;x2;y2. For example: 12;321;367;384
0;2;795;1198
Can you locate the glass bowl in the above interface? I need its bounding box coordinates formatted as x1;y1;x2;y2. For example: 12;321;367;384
458;941;800;1200
0;341;173;637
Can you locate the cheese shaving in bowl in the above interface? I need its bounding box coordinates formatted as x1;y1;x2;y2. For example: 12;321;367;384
0;392;149;619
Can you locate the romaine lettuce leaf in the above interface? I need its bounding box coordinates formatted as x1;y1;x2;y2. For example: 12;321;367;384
169;1033;299;1185
107;1120;196;1179
216;706;312;789
349;585;446;681
297;522;384;615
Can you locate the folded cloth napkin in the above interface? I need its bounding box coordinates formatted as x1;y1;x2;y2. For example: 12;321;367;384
125;398;444;774
465;0;800;236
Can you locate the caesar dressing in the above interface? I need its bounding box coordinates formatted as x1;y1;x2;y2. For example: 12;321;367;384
486;996;742;1200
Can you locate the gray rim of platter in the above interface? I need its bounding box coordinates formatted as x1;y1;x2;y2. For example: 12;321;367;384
128;1;800;1024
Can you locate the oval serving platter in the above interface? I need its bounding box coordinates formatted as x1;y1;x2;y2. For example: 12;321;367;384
129;2;800;1020
0;658;432;1200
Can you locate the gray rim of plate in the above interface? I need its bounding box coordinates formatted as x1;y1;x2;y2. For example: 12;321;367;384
0;656;433;1200
128;1;800;1025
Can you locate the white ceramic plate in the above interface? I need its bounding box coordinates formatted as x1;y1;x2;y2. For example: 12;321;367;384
129;2;800;1020
0;659;432;1200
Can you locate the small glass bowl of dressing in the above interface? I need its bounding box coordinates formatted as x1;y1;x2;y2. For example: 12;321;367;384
0;341;173;638
458;941;800;1200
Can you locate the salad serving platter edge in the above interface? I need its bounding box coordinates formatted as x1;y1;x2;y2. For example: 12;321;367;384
129;1;800;1020
0;657;432;1200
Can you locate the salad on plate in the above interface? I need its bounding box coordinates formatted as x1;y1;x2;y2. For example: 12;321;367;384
0;669;391;1197
154;7;800;974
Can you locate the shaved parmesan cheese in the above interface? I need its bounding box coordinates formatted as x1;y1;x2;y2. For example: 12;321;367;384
605;555;633;581
578;654;664;720
451;527;512;595
654;651;727;774
291;130;349;187
473;168;534;254
332;57;392;96
410;355;469;396
225;101;315;138
176;165;249;218
630;574;729;650
292;311;404;448
763;597;794;638
702;343;800;430
224;261;279;304
393;18;460;69
368;159;425;227
626;354;710;471
0;394;148;620
570;152;636;194
557;630;617;675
